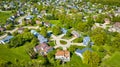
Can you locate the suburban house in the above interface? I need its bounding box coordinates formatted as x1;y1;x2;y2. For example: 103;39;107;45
36;20;42;24
109;22;120;32
31;30;48;43
0;36;13;44
83;36;91;46
115;7;120;16
61;28;67;34
71;30;80;37
18;27;24;33
44;22;52;27
75;48;92;59
55;50;70;62
34;43;53;56
0;27;6;32
104;18;110;24
24;15;33;24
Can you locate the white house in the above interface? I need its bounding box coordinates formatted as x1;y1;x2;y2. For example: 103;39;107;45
55;50;70;62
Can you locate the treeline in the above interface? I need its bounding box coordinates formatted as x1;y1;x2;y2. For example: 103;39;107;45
88;0;120;6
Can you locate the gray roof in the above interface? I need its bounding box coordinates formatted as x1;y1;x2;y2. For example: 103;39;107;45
1;36;13;43
75;48;92;54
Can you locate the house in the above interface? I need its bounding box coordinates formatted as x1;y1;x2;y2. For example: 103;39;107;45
24;15;33;24
61;28;67;34
55;50;70;62
113;22;120;29
25;15;33;20
36;20;42;24
37;14;42;18
31;30;39;37
75;48;92;59
71;30;80;37
44;22;52;27
0;27;6;32
112;22;120;32
18;27;24;33
31;30;48;43
0;36;13;44
38;34;48;43
104;18;110;24
34;43;53;56
83;36;90;46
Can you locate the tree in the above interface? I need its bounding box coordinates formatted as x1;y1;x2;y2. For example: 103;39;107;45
9;32;34;47
65;30;72;37
40;27;47;37
52;26;62;35
83;50;100;67
91;28;107;46
111;33;120;51
47;50;56;65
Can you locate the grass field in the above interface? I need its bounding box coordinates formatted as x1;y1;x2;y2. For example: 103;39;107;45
101;52;120;67
0;11;12;25
0;42;32;64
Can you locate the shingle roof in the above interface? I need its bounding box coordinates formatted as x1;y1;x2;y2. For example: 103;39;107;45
1;36;13;42
55;50;70;57
75;48;92;54
83;36;90;45
35;43;53;54
61;28;67;34
31;30;48;43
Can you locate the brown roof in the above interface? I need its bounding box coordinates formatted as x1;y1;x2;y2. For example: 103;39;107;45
0;27;5;31
18;27;24;30
55;50;70;57
113;22;120;28
35;43;52;54
36;20;41;24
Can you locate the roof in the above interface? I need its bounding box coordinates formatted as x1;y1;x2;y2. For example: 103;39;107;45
1;36;13;42
75;48;92;54
0;27;5;31
38;34;48;43
55;50;70;57
61;28;67;34
25;15;33;19
83;36;90;45
113;22;120;28
35;43;53;54
71;30;80;37
31;30;48;43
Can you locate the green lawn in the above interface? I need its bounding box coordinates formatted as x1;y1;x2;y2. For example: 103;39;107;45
0;43;32;64
0;11;12;25
101;52;120;67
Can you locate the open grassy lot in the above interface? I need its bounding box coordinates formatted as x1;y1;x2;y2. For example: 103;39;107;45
0;11;12;25
101;52;120;67
0;43;32;64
